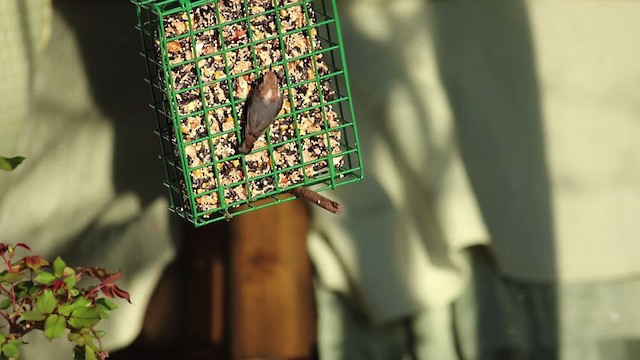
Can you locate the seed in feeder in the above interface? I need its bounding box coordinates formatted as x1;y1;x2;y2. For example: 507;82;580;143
224;185;248;204
218;159;244;186
278;168;303;188
193;4;218;31
196;192;220;212
250;0;275;14
212;132;238;160
219;0;246;23
225;45;253;76
324;107;341;127
176;89;203;116
297;111;323;136
291;82;320;110
185;140;212;168
223;21;249;46
172;62;198;92
284;30;311;58
250;12;278;40
286;57;314;84
191;166;217;192
165;16;189;37
167;40;182;53
203;81;231;108
155;0;350;216
167;36;194;65
233;73;256;100
278;0;306;6
181;115;208;142
195;30;220;57
249;176;275;196
269;116;295;144
245;149;272;178
273;141;300;170
321;79;337;101
255;38;282;67
279;5;307;30
207;106;233;135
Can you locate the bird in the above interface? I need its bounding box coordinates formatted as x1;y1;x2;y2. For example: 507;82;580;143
238;71;284;154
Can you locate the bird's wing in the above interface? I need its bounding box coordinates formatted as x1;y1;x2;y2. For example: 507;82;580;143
274;95;284;119
248;99;281;134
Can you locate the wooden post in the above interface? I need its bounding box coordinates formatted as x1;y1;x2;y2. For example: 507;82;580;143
230;200;316;359
123;200;315;359
183;220;231;359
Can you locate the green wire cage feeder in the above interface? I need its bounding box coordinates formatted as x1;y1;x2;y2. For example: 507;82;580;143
132;0;363;226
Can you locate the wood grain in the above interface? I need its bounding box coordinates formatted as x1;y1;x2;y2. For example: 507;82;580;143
230;200;315;359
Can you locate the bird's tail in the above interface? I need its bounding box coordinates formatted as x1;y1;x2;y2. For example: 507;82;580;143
239;133;258;154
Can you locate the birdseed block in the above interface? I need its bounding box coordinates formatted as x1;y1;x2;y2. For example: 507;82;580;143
133;0;363;226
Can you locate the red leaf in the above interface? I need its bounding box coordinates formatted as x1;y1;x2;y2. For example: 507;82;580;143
101;271;122;286
111;286;131;303
84;267;109;280
101;285;130;301
25;256;49;269
101;286;114;298
9;264;21;273
52;279;66;292
15;243;31;251
98;271;130;303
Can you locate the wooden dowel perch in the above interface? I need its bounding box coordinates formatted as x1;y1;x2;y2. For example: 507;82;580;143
289;187;342;214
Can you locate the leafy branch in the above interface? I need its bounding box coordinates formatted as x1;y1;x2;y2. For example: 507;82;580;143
0;243;130;360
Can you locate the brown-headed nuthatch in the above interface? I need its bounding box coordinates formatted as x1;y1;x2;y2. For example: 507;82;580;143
238;71;284;154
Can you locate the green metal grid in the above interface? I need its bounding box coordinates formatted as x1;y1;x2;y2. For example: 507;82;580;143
133;0;363;226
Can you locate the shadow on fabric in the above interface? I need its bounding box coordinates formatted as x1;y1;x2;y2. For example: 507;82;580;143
429;2;558;359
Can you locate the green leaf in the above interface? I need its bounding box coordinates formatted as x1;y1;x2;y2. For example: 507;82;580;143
0;333;5;343
0;272;25;283
21;310;46;321
63;266;76;277
58;297;91;316
94;330;105;339
69;307;101;329
1;342;20;358
15;281;37;298
28;285;39;296
83;334;99;351
34;270;56;285
0;298;12;310
0;156;25;171
16;287;28;301
96;298;117;311
69;332;85;346
44;314;67;340
52;257;66;278
84;344;97;360
36;289;57;314
63;274;77;289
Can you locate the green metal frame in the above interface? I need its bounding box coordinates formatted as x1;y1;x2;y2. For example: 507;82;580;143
133;0;363;226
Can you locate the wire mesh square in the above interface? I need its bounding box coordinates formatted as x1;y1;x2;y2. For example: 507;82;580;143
133;0;363;226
